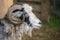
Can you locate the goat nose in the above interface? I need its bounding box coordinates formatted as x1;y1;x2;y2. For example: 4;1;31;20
38;22;42;24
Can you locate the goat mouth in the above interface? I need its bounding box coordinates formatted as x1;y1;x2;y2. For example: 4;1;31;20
33;24;42;27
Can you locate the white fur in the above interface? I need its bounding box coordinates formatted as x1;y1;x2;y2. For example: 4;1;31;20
22;4;42;37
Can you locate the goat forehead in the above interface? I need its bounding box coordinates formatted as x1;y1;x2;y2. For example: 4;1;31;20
22;4;41;23
27;12;40;21
22;4;33;12
22;4;39;19
22;4;32;9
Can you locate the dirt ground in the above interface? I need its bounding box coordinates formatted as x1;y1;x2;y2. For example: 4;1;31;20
22;26;60;40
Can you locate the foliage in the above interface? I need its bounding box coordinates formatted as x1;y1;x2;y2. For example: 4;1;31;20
43;14;60;28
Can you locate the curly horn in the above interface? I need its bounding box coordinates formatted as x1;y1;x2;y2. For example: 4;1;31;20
6;5;23;25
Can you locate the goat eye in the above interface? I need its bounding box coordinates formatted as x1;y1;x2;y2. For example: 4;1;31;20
25;16;29;22
20;8;24;12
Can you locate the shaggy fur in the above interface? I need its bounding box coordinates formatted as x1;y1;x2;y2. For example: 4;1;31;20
0;4;42;40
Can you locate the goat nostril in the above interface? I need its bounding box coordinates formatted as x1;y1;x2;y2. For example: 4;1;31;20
39;22;42;24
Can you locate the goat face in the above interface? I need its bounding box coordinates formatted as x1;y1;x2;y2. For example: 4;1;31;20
21;4;42;37
7;4;42;27
6;4;42;37
23;4;42;29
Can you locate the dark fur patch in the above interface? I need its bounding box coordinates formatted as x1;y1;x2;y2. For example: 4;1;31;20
25;16;32;26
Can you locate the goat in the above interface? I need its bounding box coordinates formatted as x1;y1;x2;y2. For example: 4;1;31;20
0;4;42;40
